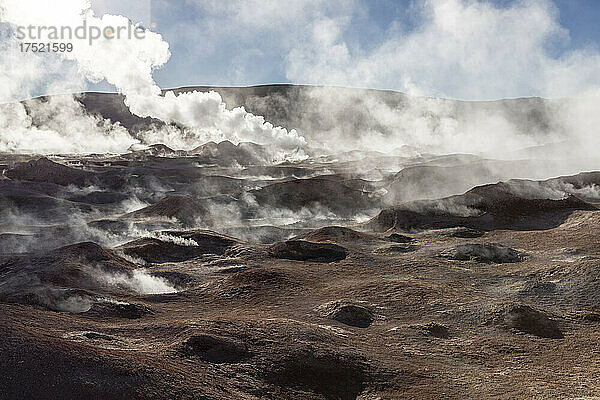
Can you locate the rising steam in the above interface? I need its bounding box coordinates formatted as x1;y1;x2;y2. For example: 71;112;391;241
0;0;306;154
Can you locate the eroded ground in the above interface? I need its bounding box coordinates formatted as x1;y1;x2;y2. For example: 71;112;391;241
1;148;600;399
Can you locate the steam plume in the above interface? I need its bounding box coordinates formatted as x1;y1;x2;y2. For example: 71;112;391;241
0;0;306;153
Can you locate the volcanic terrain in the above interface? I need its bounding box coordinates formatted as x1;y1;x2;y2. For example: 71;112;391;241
1;86;600;399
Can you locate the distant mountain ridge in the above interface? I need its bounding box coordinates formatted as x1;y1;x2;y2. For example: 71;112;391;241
22;84;564;146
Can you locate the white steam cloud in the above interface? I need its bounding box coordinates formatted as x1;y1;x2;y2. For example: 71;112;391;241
166;0;600;157
150;232;199;247
0;95;137;153
1;0;599;158
283;0;600;100
0;0;306;154
96;268;178;294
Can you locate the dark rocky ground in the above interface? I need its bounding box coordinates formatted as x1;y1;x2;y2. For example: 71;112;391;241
1;85;600;399
1;145;600;399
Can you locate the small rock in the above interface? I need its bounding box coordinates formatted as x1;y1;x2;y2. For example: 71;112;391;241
81;332;119;341
410;323;449;338
317;300;374;328
443;243;524;263
501;304;563;339
385;233;413;243
448;228;485;238
87;302;153;319
577;311;600;322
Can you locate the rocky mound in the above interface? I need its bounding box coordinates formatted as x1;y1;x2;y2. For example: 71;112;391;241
496;304;563;339
87;219;132;234
129;144;187;158
117;239;198;264
5;157;96;186
0;242;138;311
577;311;600;322
0;233;43;253
294;226;377;243
518;280;558;297
4;157;124;188
313;173;377;192
239;164;313;179
118;230;239;263
181;334;250;363
52;242;136;266
123;194;210;226
218;225;306;244
189;140;270;166
0;181;92;221
367;177;596;232
443;243;524;263
86;301;153;319
537;171;600;203
269;240;347;262
317;300;375;328
383;158;584;204
386;162;507;203
251;178;381;216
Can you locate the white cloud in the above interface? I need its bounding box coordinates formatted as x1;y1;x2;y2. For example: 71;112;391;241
285;0;600;100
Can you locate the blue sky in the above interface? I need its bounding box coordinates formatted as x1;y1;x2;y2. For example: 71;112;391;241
554;0;600;48
8;0;600;100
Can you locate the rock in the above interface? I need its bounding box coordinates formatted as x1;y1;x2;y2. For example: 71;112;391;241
448;227;485;238
81;332;119;341
251;177;381;216
443;243;524;263
385;233;414;243
317;300;374;328
501;304;563;339
410;323;450;338
86;301;153;319
269;240;347;262
118;230;239;263
181;335;250;363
